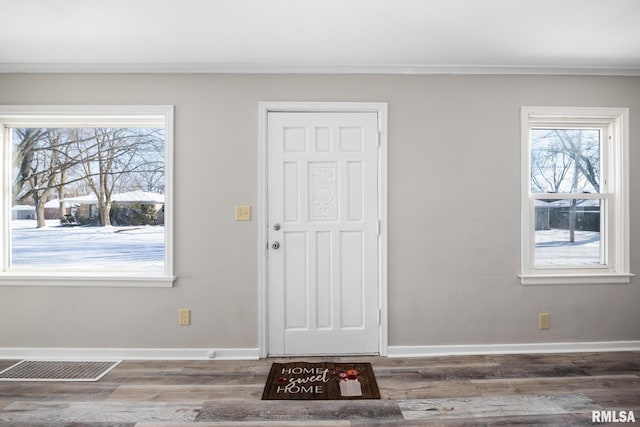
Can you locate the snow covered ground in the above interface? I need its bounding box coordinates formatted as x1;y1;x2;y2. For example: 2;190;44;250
535;229;602;266
9;221;600;271
11;220;164;271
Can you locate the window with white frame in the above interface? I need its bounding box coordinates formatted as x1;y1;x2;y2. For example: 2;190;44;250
520;107;631;285
0;106;174;287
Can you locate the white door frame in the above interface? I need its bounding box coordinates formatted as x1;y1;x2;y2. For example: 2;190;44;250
258;102;388;358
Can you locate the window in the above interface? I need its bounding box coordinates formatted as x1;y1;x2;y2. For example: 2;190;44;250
521;107;631;285
0;106;174;287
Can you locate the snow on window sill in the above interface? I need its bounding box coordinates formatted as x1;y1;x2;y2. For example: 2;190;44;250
520;273;633;285
0;272;175;288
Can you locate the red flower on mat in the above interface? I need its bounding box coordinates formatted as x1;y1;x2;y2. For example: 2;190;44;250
335;366;362;382
277;377;287;383
345;369;359;380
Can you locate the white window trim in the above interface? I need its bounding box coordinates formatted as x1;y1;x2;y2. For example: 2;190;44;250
520;106;632;285
0;105;175;288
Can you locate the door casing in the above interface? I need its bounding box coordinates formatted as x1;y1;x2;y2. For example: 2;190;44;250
258;102;388;358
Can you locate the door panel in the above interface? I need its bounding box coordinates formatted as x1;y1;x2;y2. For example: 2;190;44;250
268;111;379;356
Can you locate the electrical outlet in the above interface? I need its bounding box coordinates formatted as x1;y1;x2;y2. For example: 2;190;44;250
539;313;550;330
235;205;251;221
179;309;191;326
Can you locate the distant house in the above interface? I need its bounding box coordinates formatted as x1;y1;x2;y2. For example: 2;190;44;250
111;191;165;225
61;191;165;225
11;205;35;220
44;199;62;219
12;199;61;220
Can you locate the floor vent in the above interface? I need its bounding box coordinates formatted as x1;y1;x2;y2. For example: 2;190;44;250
0;360;121;382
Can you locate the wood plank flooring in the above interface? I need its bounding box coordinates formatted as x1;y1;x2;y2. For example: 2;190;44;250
0;352;638;426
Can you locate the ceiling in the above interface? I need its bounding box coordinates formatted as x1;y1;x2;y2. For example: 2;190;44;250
1;0;639;75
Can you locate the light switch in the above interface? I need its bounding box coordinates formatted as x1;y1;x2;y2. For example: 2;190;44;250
235;205;251;221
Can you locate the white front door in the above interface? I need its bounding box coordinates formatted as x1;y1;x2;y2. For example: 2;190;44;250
267;111;380;356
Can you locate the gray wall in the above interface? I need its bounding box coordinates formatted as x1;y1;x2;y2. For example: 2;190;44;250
0;74;638;351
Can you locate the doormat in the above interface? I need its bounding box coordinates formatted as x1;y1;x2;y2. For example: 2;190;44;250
0;360;121;382
262;362;380;400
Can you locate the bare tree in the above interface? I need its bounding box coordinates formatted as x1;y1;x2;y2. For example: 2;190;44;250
531;129;600;242
531;146;572;193
553;130;599;242
76;128;164;226
13;129;60;228
14;126;164;228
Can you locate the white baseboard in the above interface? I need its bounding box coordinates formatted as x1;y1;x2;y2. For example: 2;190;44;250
2;342;638;361
0;347;260;361
388;340;640;358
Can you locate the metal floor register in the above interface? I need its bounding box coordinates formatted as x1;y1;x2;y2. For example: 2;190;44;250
0;360;121;381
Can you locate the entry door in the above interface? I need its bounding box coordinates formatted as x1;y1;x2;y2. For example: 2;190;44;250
267;111;380;356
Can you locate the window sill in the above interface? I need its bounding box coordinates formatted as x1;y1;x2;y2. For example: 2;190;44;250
520;273;633;285
0;272;176;288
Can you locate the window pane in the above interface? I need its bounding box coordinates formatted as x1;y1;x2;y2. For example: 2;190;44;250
530;128;600;194
534;199;603;266
10;127;165;272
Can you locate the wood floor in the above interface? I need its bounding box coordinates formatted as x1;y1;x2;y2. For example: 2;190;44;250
0;351;638;426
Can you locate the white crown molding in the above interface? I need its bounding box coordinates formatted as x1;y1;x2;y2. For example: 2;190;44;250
388;341;640;358
0;347;260;361
1;63;640;76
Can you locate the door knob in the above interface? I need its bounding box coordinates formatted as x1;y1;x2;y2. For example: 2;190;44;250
272;241;280;250
273;223;281;231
